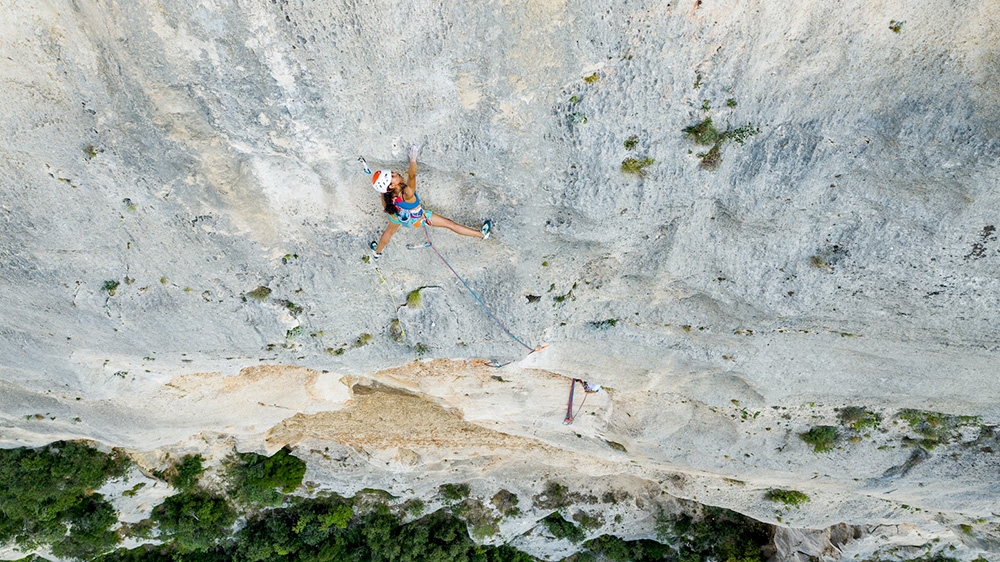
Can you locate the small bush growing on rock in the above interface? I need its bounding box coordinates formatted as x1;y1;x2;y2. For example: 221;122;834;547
452;498;499;539
533;481;573;509
621;157;655;176
800;425;838;452
245;286;271;301
766;489;810;507
439;483;471;502
573;510;604;530
402;498;425;517
683;118;722;146
102;280;121;295
406;288;422;307
492;489;521;517
897;409;980;450
353;488;397;514
683;117;759;171
389;318;405;343
166;454;205;491
698;143;723;170
726;123;761;145
541;512;585;543
837;407;881;432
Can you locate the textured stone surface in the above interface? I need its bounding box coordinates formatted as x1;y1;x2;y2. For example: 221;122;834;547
2;0;999;559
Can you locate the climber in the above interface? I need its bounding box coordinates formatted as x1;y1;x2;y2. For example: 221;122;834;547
369;145;491;259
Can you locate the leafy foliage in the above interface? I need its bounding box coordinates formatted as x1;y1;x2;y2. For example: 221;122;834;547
0;441;129;559
50;493;121;560
104;501;539;562
225;447;306;507
726;123;761;145
654;506;769;562
766;489;811;507
577;535;672;562
532;481;577;510
244;286;271;301
541;512;585;543
897;409;980;450
682;118;723;146
439;483;471;503
491;489;521;517
837;407;881;432
620;157;655;176
452;498;500;540
406;288;422;307
800;425;838;452
151;490;237;553
102;280;121;295
3;441;776;562
169;454;205;491
698;143;723;170
682;117;759;171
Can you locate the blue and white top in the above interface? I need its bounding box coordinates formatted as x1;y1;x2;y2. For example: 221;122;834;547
390;194;430;227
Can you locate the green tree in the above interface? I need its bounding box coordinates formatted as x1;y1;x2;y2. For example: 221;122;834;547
0;441;129;558
151;491;237;553
226;447;306;507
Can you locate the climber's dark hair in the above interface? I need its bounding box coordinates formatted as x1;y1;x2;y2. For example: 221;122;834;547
381;189;400;215
382;183;406;215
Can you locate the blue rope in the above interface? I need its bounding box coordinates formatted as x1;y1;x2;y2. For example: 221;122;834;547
422;224;535;352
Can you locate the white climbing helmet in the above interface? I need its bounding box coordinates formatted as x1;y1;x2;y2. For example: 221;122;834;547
371;169;392;193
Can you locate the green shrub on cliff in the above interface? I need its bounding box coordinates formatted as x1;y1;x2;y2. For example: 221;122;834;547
800;425;838;452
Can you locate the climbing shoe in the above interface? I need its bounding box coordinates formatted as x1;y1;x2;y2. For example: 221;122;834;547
480;219;492;240
369;241;382;260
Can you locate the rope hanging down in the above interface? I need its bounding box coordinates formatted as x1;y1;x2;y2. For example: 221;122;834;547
563;378;590;425
421;224;535;353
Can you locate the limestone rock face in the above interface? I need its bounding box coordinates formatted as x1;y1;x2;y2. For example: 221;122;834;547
2;0;999;560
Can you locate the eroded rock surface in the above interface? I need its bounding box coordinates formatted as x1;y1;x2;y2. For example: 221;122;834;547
2;0;999;560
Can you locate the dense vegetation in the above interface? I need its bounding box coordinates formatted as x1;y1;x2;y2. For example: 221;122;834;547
0;441;130;560
1;442;778;562
99;501;771;562
98;498;535;562
225;448;307;507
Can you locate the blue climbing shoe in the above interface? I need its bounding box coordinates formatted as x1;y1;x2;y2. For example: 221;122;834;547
481;220;492;240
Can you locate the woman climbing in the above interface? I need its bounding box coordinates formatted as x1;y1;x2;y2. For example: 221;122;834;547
369;145;491;259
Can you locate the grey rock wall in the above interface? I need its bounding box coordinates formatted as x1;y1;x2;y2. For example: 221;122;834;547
2;0;999;559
